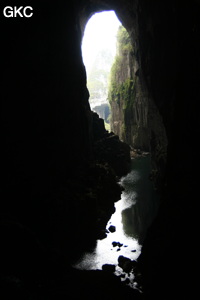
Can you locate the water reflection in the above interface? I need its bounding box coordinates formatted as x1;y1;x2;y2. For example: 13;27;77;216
74;194;141;270
74;155;159;271
122;207;139;238
124;156;159;243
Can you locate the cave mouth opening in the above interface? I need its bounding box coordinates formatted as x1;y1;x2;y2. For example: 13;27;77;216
77;8;162;291
81;10;122;131
77;9;160;268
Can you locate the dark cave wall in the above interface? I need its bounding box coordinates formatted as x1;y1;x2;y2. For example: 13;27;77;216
1;1;91;164
1;0;93;264
137;1;200;297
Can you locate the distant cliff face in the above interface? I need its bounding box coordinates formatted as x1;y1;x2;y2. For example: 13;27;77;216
109;26;149;150
108;25;167;186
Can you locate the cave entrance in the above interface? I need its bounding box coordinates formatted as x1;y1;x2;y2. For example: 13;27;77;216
81;11;122;131
78;8;163;290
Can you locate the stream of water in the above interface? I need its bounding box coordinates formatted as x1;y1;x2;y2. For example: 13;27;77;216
73;155;159;287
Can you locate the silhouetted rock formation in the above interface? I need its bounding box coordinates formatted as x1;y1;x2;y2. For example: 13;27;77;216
92;111;131;176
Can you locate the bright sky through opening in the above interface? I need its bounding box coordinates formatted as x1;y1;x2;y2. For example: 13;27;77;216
82;11;121;74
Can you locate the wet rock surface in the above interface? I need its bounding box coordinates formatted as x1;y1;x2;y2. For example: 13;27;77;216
102;264;116;273
118;255;137;274
108;225;116;233
112;241;123;247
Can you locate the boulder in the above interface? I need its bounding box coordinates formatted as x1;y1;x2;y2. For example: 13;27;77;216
112;241;118;247
102;264;116;273
112;241;123;247
118;255;135;273
108;225;116;233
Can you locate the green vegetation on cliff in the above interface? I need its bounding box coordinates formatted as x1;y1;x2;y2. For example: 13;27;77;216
116;25;133;52
108;26;135;108
108;25;136;131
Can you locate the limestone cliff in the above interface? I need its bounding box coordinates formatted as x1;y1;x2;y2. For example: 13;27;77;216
109;26;149;150
109;25;167;187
